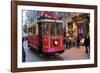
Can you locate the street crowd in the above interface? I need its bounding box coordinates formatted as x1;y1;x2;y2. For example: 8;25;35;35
63;35;90;54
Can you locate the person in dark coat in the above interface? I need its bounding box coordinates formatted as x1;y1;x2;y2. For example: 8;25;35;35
84;35;90;54
63;37;66;49
22;45;26;62
76;36;80;48
22;24;28;62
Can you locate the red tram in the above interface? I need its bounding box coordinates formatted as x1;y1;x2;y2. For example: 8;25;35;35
28;12;64;56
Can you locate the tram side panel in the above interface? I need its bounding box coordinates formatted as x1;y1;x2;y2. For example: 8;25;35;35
28;35;39;49
42;36;64;53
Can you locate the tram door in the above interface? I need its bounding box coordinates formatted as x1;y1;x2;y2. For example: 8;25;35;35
38;22;43;53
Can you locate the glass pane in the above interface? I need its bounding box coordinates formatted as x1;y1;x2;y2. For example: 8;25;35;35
41;23;49;36
50;22;62;36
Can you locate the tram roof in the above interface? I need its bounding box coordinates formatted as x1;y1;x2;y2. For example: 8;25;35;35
28;19;63;28
37;19;63;23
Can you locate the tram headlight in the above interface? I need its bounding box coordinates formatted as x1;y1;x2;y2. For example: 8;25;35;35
53;39;58;46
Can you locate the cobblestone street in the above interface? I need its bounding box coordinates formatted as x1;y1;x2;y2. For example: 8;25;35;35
23;45;90;62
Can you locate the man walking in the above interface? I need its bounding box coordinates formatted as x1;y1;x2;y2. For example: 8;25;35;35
84;35;90;54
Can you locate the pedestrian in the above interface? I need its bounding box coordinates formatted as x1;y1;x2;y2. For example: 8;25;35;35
22;24;28;62
84;35;90;54
68;37;72;49
80;38;84;46
63;37;66;49
76;36;80;48
22;40;26;62
65;37;69;49
73;37;77;47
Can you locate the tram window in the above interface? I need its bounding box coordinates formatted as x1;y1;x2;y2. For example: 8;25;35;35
39;22;62;36
28;28;29;32
41;23;49;36
30;28;32;34
28;28;31;35
33;26;36;34
45;23;49;36
28;27;36;35
28;26;36;35
50;23;62;36
29;28;31;32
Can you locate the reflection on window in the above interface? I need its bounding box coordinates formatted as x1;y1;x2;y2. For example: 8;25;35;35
51;23;62;36
41;22;62;36
41;23;49;36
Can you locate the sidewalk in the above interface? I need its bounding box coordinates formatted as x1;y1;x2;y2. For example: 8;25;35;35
59;46;90;60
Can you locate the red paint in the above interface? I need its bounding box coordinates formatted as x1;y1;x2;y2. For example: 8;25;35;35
41;11;61;19
28;35;64;53
28;35;39;49
42;36;64;53
42;36;49;52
